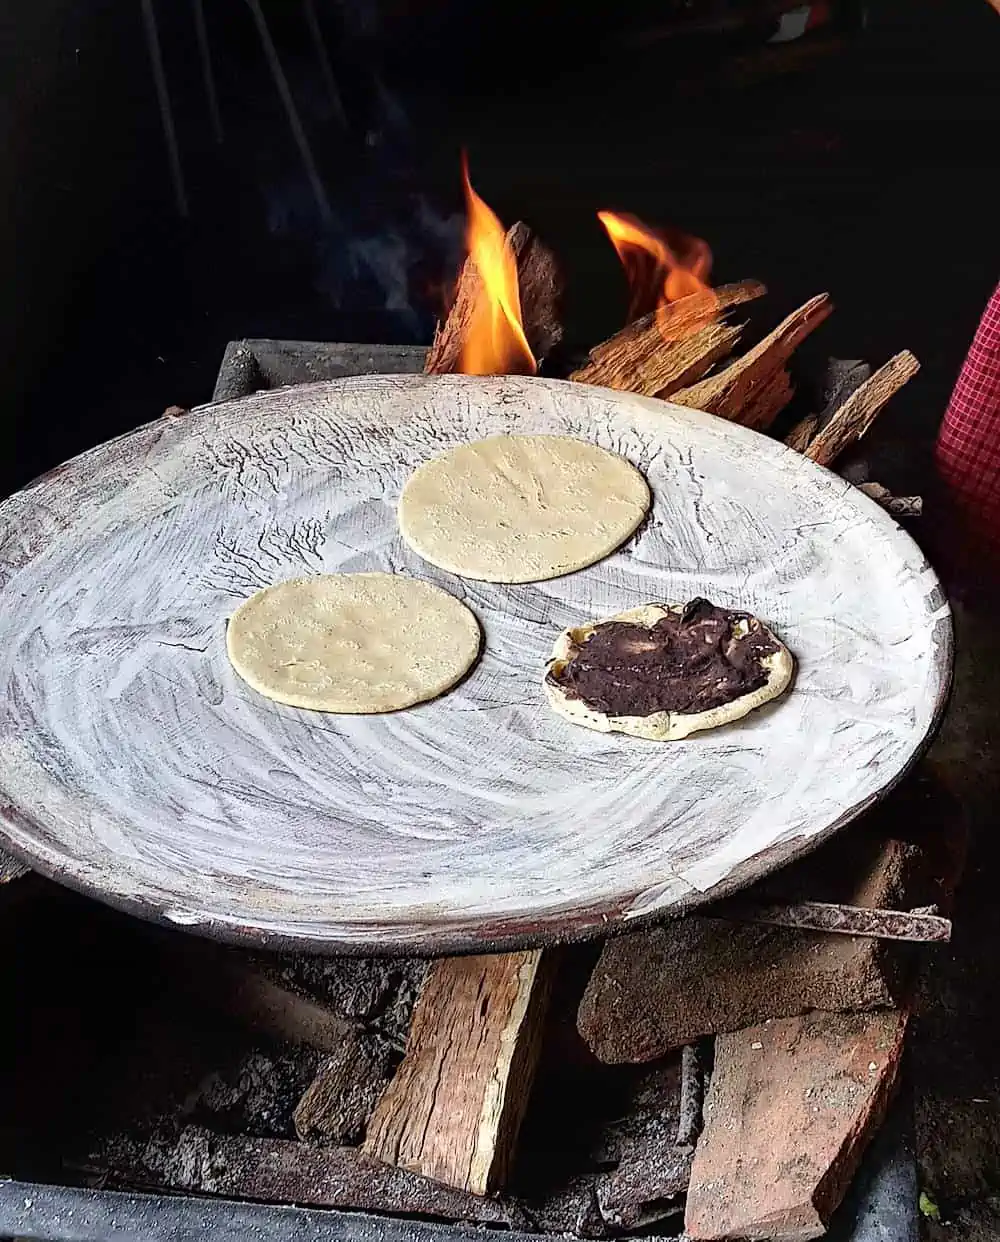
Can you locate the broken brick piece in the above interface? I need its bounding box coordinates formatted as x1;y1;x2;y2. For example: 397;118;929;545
578;836;920;1063
684;1009;907;1240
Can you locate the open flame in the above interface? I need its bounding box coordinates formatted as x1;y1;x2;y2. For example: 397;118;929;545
458;156;537;376
597;210;718;339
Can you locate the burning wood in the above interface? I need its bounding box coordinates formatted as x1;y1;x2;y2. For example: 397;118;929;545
596;211;714;320
570;280;766;398
424;161;562;376
428;174;917;474
424;220;562;375
670;293;833;428
570;212;768;399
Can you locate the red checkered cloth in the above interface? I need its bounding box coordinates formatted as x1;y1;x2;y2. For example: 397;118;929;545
935;280;1000;549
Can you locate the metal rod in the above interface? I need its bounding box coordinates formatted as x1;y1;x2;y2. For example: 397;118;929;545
192;0;224;144
140;0;189;218
245;0;333;224
302;0;348;129
675;1042;705;1148
716;899;952;944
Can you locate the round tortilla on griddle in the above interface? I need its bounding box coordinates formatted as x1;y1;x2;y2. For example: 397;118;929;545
226;572;481;713
398;434;650;584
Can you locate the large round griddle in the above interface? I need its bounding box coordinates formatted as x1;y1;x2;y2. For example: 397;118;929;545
0;375;951;953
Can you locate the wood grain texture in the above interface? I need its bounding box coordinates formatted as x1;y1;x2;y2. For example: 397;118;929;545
363;951;550;1194
569;279;766;398
804;350;921;467
0;374;950;952
785;413;820;453
671;293;833;428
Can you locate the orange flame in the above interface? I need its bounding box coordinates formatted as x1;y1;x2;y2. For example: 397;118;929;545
458;157;537;376
597;210;717;340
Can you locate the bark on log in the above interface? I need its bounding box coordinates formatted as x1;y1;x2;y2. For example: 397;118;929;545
424;222;562;374
785;413;819;453
670;293;832;428
804;351;921;467
363;950;552;1195
570;280;766;398
293;1029;396;1144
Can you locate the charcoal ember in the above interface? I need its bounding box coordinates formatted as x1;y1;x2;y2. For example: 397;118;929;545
259;954;427;1047
192;1046;322;1139
591;1061;692;1229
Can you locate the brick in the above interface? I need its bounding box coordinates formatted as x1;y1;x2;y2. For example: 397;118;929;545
684;1009;907;1241
579;834;920;1063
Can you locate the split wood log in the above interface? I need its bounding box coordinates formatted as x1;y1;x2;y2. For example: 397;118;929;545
570;279;766;398
684;1009;908;1241
293;1028;396;1144
740;363;794;432
670;293;833;429
813;358;873;429
804;350;921;467
785;412;819;452
363;950;552;1195
424;222;563;374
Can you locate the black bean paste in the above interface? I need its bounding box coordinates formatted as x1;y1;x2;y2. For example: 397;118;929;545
548;598;780;717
